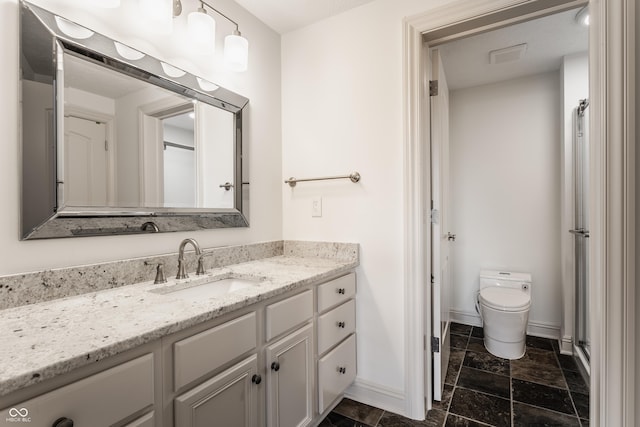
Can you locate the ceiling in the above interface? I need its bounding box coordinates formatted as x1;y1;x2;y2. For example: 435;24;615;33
437;8;589;90
233;0;375;34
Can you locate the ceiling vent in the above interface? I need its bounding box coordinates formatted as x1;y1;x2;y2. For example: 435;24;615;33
489;43;528;64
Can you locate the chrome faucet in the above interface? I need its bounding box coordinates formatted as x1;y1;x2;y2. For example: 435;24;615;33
176;238;205;279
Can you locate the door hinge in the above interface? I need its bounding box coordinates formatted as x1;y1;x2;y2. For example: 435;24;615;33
431;336;440;353
105;140;108;151
431;274;435;284
430;208;440;224
429;80;439;96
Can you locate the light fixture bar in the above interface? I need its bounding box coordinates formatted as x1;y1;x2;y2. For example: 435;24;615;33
200;0;240;32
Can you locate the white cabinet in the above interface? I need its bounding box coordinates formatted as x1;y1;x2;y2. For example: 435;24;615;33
316;273;357;414
174;355;259;427
265;323;313;427
1;354;155;427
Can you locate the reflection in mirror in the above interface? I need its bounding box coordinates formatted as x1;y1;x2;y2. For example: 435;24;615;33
20;1;249;239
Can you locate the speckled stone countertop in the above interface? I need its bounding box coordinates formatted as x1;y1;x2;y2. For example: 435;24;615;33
0;250;358;397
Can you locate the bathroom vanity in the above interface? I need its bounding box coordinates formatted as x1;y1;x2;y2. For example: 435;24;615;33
0;243;358;427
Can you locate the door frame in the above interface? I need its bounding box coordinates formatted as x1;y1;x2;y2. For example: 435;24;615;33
402;0;635;423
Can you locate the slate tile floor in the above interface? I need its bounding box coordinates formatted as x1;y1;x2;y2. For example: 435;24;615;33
319;322;589;427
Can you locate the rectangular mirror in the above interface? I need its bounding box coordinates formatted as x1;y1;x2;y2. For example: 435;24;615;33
20;1;249;239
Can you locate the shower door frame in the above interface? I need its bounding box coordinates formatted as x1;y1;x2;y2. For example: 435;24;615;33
573;99;590;371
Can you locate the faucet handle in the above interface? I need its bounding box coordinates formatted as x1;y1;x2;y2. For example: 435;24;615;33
154;263;167;284
196;256;205;275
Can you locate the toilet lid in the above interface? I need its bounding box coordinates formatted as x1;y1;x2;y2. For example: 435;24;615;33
480;287;530;311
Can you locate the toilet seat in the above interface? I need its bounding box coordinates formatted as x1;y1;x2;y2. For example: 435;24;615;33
480;287;530;312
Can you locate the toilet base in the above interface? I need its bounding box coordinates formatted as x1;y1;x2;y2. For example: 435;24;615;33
484;334;526;360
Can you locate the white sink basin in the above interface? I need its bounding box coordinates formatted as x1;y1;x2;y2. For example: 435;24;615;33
153;277;263;301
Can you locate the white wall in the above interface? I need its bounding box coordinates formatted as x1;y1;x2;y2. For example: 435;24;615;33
0;0;282;274
449;72;562;335
281;0;449;412
559;52;589;350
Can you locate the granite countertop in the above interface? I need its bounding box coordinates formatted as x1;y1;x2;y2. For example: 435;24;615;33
0;255;357;397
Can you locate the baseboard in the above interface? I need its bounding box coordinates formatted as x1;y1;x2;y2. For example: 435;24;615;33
450;309;482;327
560;335;573;355
450;309;560;340
344;378;407;417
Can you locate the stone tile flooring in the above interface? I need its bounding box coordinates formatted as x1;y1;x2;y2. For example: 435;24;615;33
319;322;589;427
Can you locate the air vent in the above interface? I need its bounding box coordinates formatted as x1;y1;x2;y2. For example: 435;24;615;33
489;43;527;64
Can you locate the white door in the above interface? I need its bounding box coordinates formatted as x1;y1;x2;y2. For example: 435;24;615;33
64;116;108;206
430;48;452;401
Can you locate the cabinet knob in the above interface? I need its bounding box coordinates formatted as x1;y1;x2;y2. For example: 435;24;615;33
337;321;346;328
271;362;280;372
52;418;74;427
337;288;346;295
338;367;347;374
251;374;262;385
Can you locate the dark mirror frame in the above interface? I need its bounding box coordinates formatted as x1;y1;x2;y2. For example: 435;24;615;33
20;1;250;240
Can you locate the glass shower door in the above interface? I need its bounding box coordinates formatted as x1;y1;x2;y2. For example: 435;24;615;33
572;99;590;362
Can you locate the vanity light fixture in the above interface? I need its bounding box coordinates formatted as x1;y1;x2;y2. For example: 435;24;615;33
161;61;187;78
176;0;249;72
196;77;219;92
575;6;589;26
114;41;145;60
54;16;94;39
188;3;216;55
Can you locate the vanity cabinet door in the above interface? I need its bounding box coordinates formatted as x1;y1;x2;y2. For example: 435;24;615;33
174;355;259;427
265;323;313;427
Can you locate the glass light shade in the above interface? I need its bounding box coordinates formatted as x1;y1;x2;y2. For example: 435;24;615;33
196;77;219;92
138;0;173;34
161;62;186;78
55;16;94;39
187;10;216;55
90;0;121;8
114;42;145;60
224;34;248;72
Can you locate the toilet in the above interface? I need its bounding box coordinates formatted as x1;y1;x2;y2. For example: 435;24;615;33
478;270;531;359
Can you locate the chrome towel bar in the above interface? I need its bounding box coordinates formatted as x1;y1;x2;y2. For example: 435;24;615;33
284;172;361;188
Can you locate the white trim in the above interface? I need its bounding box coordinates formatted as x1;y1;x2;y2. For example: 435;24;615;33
345;379;406;416
402;14;428;420
589;0;636;424
560;336;573;355
450;309;560;339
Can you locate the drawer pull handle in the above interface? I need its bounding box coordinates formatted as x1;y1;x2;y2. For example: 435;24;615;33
337;288;346;295
337;321;346;328
52;418;74;427
338;366;347;374
251;374;262;385
271;362;280;372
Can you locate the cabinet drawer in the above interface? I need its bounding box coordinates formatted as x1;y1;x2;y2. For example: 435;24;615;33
317;299;356;354
174;312;257;391
317;273;356;312
318;334;357;413
265;290;313;341
1;354;154;427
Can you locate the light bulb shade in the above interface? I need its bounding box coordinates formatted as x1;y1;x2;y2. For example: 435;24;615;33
224;34;248;72
188;10;216;55
114;42;145;60
90;0;121;8
138;0;173;34
55;16;94;39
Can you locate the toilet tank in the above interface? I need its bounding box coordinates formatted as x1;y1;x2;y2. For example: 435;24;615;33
480;270;531;293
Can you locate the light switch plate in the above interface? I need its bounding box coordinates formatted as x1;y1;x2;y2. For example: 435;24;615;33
312;196;322;217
